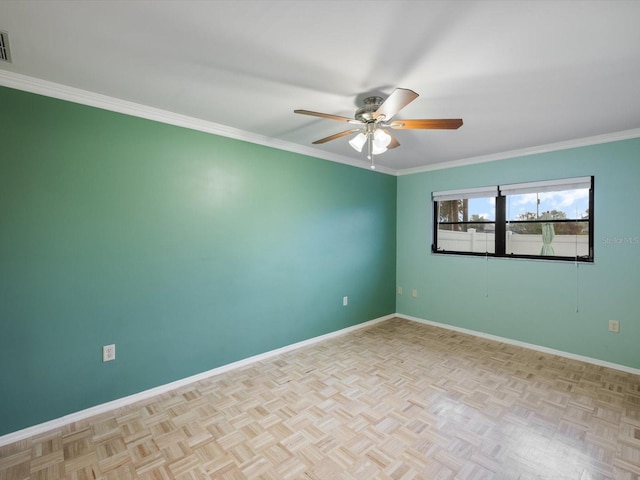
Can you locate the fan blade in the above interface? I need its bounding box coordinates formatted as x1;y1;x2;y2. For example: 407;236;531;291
389;118;463;130
312;129;361;144
294;109;362;124
374;88;419;121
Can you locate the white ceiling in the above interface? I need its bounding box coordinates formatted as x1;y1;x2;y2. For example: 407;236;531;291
1;0;640;174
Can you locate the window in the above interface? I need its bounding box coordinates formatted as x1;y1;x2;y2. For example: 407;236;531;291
434;186;497;255
432;177;594;262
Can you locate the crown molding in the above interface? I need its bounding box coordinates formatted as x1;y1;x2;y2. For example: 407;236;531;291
3;70;639;178
397;128;640;176
0;70;396;175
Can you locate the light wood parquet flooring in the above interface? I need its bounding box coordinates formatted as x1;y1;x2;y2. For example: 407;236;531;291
2;318;640;480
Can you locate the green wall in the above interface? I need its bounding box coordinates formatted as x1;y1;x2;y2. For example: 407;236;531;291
0;86;397;435
397;138;640;369
2;82;638;438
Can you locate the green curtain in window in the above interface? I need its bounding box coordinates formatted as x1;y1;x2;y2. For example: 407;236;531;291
541;222;555;255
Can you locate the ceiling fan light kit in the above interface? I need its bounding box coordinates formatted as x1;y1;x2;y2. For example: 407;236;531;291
294;88;463;169
373;129;392;150
348;132;367;152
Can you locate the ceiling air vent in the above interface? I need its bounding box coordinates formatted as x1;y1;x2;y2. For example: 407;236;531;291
0;30;12;63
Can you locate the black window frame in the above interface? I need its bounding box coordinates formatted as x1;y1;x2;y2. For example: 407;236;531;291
432;176;594;263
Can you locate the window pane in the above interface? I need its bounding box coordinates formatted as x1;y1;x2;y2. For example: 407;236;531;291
436;197;496;253
437;224;496;253
506;221;589;257
439;198;496;222
504;186;590;258
506;188;590;221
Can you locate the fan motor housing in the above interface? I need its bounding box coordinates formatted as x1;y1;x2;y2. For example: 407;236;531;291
355;96;384;123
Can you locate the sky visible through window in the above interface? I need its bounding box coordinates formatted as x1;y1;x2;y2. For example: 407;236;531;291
469;188;590;221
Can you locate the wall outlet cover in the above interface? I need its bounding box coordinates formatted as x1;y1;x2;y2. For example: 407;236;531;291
103;344;116;362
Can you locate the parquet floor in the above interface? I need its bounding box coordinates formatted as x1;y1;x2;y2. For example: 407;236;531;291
2;318;640;479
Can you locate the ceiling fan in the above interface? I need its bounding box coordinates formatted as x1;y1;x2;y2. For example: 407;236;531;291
294;88;463;169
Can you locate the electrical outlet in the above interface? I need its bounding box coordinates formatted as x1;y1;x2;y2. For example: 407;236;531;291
103;344;116;362
397;286;403;295
608;320;619;333
412;289;418;298
343;296;348;306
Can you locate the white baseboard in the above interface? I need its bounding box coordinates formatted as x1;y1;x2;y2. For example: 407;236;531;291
396;313;640;376
3;312;637;446
0;314;394;447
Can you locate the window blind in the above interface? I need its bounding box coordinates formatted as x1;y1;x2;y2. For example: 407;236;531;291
432;186;498;201
499;177;592;196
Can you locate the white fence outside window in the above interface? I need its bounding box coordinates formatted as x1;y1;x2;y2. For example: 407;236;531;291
437;229;589;257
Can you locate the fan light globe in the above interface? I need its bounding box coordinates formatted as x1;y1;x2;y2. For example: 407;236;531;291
373;129;391;148
349;132;367;152
371;143;387;155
